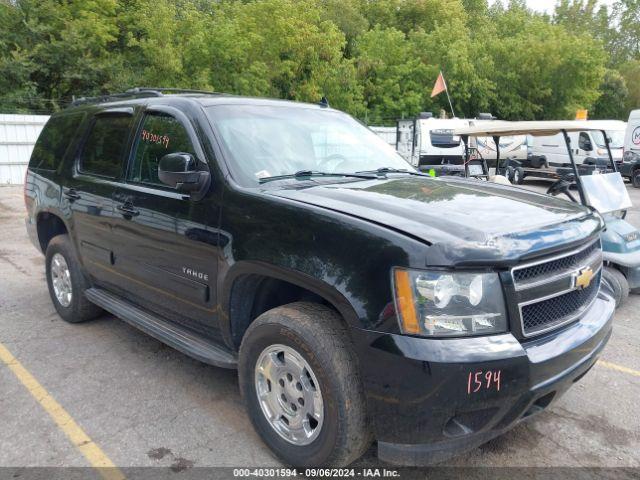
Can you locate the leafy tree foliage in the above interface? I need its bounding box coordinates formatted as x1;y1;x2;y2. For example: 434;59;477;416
592;70;629;119
0;0;636;120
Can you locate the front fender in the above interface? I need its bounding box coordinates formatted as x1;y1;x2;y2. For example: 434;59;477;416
217;187;427;347
221;260;360;326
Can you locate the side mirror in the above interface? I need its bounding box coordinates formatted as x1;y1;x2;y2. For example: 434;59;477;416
158;153;210;196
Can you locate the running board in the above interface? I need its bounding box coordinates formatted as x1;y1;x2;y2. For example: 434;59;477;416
85;288;237;369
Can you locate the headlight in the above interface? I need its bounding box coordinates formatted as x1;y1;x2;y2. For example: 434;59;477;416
624;231;639;243
393;269;507;337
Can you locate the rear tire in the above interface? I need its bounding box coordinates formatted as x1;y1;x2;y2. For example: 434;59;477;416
239;302;371;467
602;266;629;308
45;234;103;323
632;170;640;188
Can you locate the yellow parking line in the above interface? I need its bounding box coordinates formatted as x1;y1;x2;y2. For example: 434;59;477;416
0;342;125;480
598;359;640;378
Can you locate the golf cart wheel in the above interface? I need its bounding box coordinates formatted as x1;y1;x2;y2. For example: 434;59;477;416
633;170;640;188
602;266;629;308
513;167;525;185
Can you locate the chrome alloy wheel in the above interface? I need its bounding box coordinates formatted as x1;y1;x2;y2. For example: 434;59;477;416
51;253;72;307
254;344;324;446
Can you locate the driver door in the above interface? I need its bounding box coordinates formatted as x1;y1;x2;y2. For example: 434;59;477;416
110;106;223;336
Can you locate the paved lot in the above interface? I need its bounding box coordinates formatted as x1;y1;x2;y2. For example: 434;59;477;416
0;181;639;473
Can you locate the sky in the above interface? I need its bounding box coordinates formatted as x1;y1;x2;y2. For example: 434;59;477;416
488;0;618;14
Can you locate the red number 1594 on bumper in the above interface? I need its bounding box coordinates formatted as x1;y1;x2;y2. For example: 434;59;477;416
467;370;501;394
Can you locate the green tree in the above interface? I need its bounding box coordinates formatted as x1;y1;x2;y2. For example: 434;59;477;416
484;5;606;119
0;0;120;111
611;0;640;63
113;0;213;90
591;70;629;119
354;26;427;123
204;0;364;114
620;60;640;114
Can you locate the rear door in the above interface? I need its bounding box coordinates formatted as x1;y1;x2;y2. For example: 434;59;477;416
65;108;135;280
109;105;222;337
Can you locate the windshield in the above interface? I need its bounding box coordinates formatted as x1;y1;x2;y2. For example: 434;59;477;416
591;130;625;148
207;104;414;186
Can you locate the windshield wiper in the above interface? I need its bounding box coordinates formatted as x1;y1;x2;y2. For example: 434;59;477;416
356;167;426;176
259;170;377;184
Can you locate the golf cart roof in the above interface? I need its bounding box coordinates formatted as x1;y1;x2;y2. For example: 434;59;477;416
453;120;616;137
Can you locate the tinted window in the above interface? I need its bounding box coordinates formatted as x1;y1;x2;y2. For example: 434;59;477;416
79;115;132;178
128;114;195;186
429;129;461;148
30;112;85;170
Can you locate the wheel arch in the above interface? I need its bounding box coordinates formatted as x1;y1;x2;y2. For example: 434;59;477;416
36;210;69;253
221;261;360;350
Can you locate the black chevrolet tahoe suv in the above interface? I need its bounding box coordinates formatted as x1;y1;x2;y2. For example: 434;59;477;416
25;88;615;467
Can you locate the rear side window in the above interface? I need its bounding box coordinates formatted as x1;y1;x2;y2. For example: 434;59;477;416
30;112;85;170
128;113;196;186
79;115;132;178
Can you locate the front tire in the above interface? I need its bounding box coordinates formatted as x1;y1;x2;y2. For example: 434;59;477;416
239;302;371;467
632;170;640;189
45;234;103;323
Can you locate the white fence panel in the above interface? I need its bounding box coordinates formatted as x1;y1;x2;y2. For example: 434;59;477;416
369;126;397;147
0;114;50;184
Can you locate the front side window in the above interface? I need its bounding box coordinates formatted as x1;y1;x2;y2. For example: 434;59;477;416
206;105;412;186
128;113;196;186
79;115;132;178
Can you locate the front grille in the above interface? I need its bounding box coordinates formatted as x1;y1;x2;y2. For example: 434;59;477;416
513;240;600;284
511;239;602;337
521;272;600;335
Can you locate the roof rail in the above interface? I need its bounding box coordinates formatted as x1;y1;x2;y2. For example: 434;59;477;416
70;87;220;107
132;87;220;96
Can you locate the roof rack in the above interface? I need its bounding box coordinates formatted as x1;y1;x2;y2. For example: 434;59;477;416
70;87;220;106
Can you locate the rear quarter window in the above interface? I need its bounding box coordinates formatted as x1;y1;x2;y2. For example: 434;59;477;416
30;112;85;170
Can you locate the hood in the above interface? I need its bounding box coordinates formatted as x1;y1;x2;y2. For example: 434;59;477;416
267;176;602;266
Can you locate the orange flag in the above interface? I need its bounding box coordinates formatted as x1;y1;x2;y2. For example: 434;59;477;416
431;71;447;98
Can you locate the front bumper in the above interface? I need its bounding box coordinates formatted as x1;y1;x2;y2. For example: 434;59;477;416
353;292;615;466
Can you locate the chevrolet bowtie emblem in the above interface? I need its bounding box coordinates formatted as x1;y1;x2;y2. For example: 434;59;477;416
575;267;595;290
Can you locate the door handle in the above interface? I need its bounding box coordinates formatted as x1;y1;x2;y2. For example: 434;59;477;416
116;203;140;218
64;188;81;201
